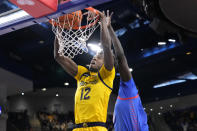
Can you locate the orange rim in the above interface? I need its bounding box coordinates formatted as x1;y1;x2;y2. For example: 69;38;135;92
75;7;100;30
49;7;100;30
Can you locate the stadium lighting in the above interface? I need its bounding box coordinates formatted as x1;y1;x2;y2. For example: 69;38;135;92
64;82;69;86
129;68;133;72
115;27;127;36
42;88;47;91
39;40;45;44
178;72;197;80
153;79;186;88
168;39;176;43
186;52;192;55
0;9;30;27
158;42;166;45
87;43;102;53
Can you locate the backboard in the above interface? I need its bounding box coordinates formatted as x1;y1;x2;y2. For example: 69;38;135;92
0;0;112;35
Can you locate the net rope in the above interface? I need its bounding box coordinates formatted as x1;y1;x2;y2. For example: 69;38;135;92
51;10;99;58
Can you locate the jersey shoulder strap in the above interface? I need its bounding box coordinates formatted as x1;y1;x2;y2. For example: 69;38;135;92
98;72;113;91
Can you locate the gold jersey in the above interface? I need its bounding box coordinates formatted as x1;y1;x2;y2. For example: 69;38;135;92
74;65;115;125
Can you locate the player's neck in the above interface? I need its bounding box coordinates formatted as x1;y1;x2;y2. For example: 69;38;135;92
89;68;99;73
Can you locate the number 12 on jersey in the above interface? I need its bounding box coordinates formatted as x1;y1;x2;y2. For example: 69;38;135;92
80;87;91;100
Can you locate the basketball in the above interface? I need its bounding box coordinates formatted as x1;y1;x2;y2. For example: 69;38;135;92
49;10;83;30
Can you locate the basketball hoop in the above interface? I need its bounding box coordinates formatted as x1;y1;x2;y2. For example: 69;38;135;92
50;7;100;58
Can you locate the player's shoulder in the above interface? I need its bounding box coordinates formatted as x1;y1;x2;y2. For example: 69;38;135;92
75;65;89;80
120;77;135;85
99;65;115;77
119;77;138;91
78;65;89;72
78;65;88;69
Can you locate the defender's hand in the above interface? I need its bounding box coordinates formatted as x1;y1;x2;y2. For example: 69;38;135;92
106;10;113;27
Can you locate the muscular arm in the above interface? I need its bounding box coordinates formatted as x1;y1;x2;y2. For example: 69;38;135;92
100;15;114;71
54;37;78;77
108;25;132;81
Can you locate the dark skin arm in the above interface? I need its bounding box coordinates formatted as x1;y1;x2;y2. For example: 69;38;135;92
99;11;114;71
54;11;113;77
106;11;132;81
54;36;78;77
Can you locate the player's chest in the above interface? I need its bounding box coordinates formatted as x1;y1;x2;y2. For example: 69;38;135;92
76;73;105;100
79;72;99;87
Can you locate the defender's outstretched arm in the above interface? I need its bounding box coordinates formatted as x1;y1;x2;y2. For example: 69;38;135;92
107;11;132;81
99;11;114;71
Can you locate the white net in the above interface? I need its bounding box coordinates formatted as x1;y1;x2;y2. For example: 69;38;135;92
51;8;100;58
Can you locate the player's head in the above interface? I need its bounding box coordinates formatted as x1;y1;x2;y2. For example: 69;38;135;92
89;51;104;72
89;50;117;72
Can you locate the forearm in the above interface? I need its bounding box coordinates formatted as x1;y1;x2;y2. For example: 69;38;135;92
101;22;111;47
100;20;114;71
103;47;114;71
108;25;132;81
57;57;78;77
54;37;78;77
108;25;125;60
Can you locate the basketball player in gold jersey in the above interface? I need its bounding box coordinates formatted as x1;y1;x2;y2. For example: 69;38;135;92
54;11;115;131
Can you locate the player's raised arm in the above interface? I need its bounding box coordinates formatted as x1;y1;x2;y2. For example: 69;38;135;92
99;11;114;71
54;36;78;77
106;10;132;81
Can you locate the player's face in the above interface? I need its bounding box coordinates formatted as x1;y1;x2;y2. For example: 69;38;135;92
89;52;104;72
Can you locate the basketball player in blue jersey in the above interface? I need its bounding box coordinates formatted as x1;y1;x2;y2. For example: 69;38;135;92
104;11;149;131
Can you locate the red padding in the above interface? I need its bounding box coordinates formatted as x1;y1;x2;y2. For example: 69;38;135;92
9;0;58;18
